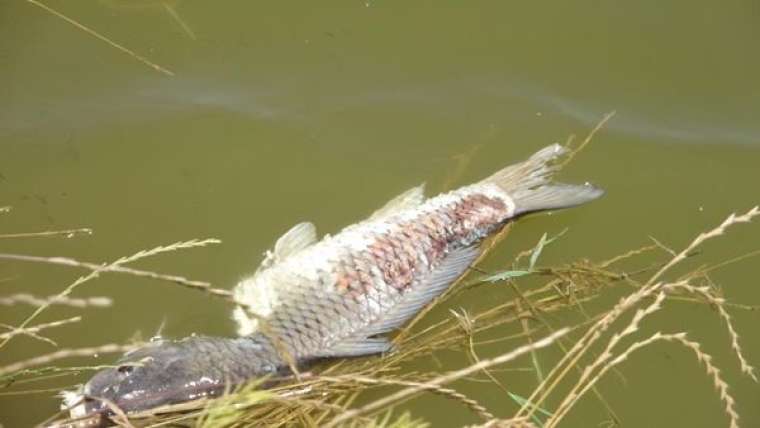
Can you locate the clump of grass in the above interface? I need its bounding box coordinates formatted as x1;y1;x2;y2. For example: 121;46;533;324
2;204;754;428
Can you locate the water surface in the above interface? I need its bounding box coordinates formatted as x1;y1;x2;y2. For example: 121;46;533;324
1;1;759;427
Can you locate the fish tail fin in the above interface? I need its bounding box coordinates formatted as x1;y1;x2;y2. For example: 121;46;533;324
511;183;604;215
481;144;604;216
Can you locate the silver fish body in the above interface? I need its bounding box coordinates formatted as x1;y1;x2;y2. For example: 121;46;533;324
232;183;514;360
67;144;603;420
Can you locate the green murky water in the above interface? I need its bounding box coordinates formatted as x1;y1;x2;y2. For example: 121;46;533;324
2;1;759;426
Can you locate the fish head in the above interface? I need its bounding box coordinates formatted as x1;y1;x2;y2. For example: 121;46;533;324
73;338;226;418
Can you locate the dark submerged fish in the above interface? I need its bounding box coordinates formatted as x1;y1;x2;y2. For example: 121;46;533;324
65;144;603;421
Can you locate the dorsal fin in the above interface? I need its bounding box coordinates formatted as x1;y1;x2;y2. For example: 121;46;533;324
368;184;426;221
273;221;317;261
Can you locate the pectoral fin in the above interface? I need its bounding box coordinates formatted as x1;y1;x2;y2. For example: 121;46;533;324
313;337;393;358
361;245;481;337
317;245;480;359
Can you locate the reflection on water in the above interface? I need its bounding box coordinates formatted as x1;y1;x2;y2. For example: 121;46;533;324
4;72;759;148
512;83;760;146
0;76;285;135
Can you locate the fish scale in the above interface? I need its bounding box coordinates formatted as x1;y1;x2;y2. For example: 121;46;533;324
246;186;516;363
68;144;605;418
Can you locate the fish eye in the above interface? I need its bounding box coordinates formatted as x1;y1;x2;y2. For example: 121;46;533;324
117;365;134;375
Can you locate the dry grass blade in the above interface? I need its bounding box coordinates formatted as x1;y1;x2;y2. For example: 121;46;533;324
440;144;483;192
162;2;197;40
559;111;615;167
553;331;741;428
0;293;112;308
324;328;570;428
467;418;536;428
24;0;175;76
0;238;220;350
665;282;757;382
666;333;742;428
0;252;229;298
0;343;139;378
519;206;759;426
545;291;667;426
0;316;81;344
647;206;760;286
319;375;494;421
0;227;92;239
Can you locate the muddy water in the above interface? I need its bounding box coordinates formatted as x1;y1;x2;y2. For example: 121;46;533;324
2;1;759;427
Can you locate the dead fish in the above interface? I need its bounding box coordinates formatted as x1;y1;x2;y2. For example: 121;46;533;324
64;144;602;421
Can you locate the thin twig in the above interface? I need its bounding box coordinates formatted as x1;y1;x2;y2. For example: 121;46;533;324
647;206;760;287
521;207;759;425
324;328;569;428
549;332;740;428
0;238;220;350
545;291;667;427
0;323;55;346
0;228;92;239
319;375;494;421
0;252;229;298
163;2;196;40
0;293;112;308
24;0;175;76
0;343;140;377
559;111;615;167
0;316;81;343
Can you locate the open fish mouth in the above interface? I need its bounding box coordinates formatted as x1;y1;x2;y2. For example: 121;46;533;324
59;387;132;427
59;384;225;427
58;389;107;427
60;389;88;418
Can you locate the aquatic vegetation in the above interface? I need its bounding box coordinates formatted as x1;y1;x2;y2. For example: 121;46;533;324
4;205;754;427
